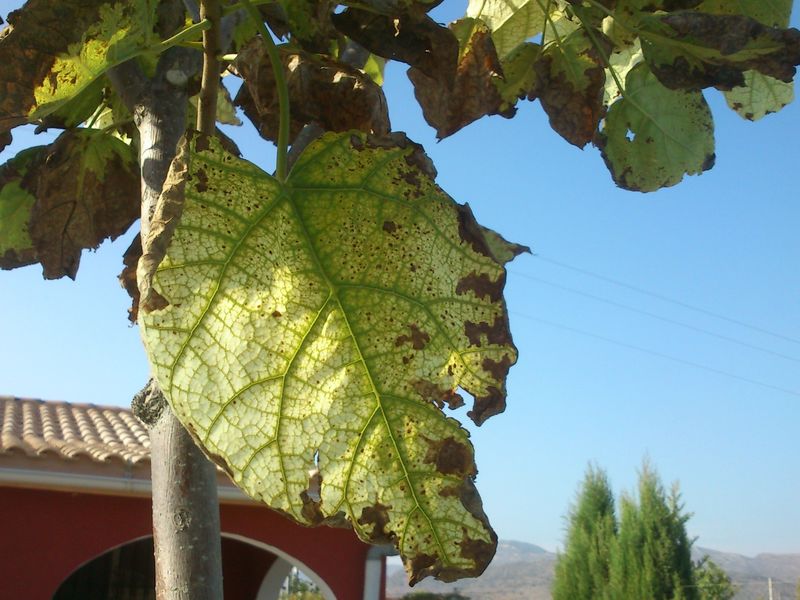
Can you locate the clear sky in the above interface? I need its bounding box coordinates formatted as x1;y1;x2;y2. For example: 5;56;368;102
1;1;798;556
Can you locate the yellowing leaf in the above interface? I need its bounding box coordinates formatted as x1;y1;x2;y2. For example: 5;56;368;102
0;0;158;132
0;146;43;270
467;0;552;59
596;63;715;192
724;70;795;120
139;132;525;583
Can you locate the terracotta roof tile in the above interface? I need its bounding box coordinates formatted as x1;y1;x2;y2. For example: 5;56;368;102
0;396;150;465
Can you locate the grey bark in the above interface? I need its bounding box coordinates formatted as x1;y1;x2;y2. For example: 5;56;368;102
111;37;224;600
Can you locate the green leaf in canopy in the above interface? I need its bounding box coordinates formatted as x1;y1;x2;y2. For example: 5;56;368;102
0;146;43;270
466;0;552;59
724;71;795;121
494;42;540;109
596;63;715;192
0;0;158;133
139;131;526;583
603;39;644;105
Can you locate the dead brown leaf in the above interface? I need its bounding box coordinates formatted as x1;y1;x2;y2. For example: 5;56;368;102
24;130;140;279
409;20;514;139
332;7;458;82
235;41;390;144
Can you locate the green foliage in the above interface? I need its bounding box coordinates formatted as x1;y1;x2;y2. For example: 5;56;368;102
137;131;523;583
554;464;699;600
552;466;617;600
609;465;698;600
693;556;736;600
596;63;715;192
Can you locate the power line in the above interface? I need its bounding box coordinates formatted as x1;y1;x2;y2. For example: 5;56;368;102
524;255;800;346
510;310;800;398
511;272;800;364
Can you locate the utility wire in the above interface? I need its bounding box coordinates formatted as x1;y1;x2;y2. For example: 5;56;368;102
523;255;800;346
510;311;800;398
511;272;800;364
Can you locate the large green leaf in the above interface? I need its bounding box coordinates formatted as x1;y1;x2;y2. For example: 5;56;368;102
724;70;795;120
0;0;158;132
596;63;715;192
139;132;525;583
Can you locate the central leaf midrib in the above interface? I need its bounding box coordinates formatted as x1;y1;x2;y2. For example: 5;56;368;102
283;180;452;565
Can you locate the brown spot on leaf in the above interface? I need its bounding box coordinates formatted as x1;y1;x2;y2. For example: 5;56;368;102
482;355;512;380
456;203;493;258
395;323;431;350
382;220;398;233
408;553;437;586
456;271;504;302
463;314;512;348
459;534;496;572
357;502;394;544
412;380;465;410
271;310;282;318
469;386;507;426
424;436;475;477
194;167;209;192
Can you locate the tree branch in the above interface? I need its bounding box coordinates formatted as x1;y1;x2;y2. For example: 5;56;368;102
197;0;221;134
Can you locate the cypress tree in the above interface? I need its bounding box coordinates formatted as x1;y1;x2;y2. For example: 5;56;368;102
609;464;698;600
552;466;618;600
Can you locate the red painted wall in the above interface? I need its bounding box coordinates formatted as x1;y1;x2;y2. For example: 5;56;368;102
0;487;370;600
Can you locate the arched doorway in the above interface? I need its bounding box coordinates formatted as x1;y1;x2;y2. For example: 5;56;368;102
52;534;335;600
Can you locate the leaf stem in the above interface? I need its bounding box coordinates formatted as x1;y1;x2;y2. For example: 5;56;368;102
197;0;221;135
241;0;289;181
572;4;627;98
152;19;212;55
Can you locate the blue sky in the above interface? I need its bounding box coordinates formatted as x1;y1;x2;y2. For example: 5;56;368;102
1;1;799;556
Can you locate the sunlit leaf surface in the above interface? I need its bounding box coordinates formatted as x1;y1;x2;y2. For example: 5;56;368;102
596;63;715;192
139;132;525;583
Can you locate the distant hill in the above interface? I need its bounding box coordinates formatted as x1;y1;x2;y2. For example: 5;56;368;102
385;541;800;600
385;540;557;600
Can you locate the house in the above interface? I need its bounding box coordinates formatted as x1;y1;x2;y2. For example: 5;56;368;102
0;396;394;600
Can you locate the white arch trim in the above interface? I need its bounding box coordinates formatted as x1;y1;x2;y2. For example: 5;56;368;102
221;533;336;600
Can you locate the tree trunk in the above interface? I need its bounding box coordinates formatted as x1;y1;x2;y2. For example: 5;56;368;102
111;32;224;597
150;398;223;599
